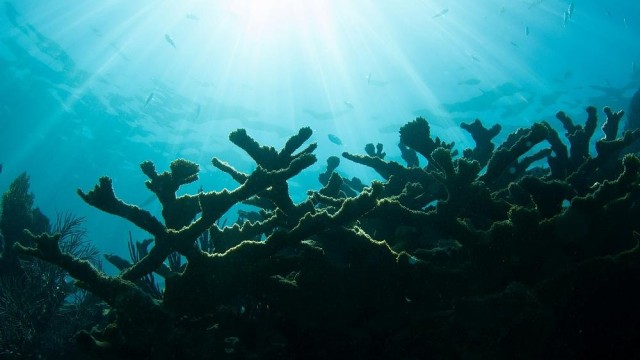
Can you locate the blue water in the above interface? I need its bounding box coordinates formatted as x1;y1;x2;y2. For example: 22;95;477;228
1;0;638;265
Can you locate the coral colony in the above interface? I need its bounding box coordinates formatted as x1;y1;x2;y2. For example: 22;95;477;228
2;106;640;359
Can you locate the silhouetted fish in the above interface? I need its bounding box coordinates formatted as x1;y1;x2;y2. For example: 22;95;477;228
458;78;481;86
527;0;543;9
144;92;154;107
140;193;157;207
568;3;574;18
165;34;176;48
328;134;343;145
443;82;523;113
193;104;201;120
344;101;354;109
186;13;199;20
433;9;449;18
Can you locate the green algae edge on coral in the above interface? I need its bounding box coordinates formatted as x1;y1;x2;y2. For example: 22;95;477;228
10;106;640;359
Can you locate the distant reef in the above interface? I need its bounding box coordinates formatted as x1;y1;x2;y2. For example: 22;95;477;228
4;105;640;359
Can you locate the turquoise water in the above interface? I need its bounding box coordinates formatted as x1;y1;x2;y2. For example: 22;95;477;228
1;0;638;262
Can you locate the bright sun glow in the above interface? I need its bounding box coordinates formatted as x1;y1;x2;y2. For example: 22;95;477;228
227;0;334;38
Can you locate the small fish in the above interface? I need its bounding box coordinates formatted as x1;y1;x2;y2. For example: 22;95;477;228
91;27;103;37
144;92;154;107
527;0;543;10
366;72;371;85
470;55;480;62
193;104;201;120
623;17;628;28
510;41;519;47
186;13;199;20
328;134;343;145
525;26;530;36
165;34;176;48
140;193;157;207
344;100;354;109
567;3;574;18
432;8;449;18
458;78;481;86
563;11;569;27
633;61;637;75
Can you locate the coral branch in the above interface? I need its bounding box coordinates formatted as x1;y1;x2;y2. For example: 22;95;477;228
141;159;201;229
280;127;315;159
14;231;158;314
399;117;454;166
211;158;248;183
460;119;501;167
342;151;403;180
77;177;165;237
556;106;598;166
482;123;549;185
602;106;625;141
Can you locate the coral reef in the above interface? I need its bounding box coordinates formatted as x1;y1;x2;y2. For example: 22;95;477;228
11;105;640;359
0;174;101;360
0;173;50;277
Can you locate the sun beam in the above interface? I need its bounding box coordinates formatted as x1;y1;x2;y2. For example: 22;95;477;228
226;0;334;39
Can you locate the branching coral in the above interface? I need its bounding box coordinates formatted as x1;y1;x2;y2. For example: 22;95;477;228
13;128;324;358
10;105;640;359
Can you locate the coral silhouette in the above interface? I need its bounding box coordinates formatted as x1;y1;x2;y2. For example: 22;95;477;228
11;106;640;359
0;174;101;360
